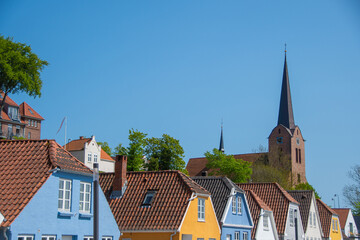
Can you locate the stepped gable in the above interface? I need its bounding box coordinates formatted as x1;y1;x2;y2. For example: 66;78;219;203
99;170;209;231
0;140;91;227
238;182;298;235
316;199;338;238
192;176;243;223
288;190;313;231
244;189;273;240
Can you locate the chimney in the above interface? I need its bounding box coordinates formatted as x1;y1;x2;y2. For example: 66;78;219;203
111;155;128;198
79;136;84;140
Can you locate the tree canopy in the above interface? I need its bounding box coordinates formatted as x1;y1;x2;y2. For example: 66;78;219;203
0;36;48;116
205;148;252;183
126;129;147;171
97;142;112;156
343;165;360;216
294;182;321;199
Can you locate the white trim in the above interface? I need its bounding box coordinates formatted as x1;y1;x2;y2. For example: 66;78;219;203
209;195;221;233
121;230;177;233
268;210;279;240
221;188;235;224
178;192;194;231
222;223;253;229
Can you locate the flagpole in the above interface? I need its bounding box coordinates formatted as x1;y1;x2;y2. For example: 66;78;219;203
65;117;67;150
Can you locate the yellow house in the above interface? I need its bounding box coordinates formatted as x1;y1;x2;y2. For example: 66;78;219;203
317;199;343;240
99;156;220;240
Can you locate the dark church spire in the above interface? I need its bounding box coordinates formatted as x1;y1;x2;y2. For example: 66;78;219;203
219;122;224;153
278;48;295;130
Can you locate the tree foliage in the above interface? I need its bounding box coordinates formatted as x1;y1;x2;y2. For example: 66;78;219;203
294;182;321;199
0;36;48;116
126;129;147;171
113;143;128;156
97;142;112;156
251;162;292;189
145;134;186;173
343;165;360;216
205;148;252;183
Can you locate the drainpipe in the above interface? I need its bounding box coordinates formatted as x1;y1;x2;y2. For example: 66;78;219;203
2;227;8;240
170;230;177;240
93;163;99;240
294;210;298;240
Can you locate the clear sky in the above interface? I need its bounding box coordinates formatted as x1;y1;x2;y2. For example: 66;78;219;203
1;0;359;209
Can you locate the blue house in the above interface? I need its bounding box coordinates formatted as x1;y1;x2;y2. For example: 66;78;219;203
0;140;120;240
192;176;254;240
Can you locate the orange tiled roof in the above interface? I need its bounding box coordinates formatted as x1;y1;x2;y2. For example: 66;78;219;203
19;102;44;120
333;208;350;230
245;189;273;239
101;149;114;161
64;138;91;151
0;92;19;107
0;140;92;227
317;199;337;238
99;170;209;231
238;183;299;235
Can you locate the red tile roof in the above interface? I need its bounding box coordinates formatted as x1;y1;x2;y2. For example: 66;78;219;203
316;199;337;238
288;190;314;231
333;208;350;230
0;140;92;227
19;102;44;120
64;138;91;151
238;183;299;235
245;189;273;239
99;170;209;231
0;92;19;107
101;149;114;162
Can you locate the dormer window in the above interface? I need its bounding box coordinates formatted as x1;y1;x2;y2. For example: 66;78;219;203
142;191;156;206
28;108;34;115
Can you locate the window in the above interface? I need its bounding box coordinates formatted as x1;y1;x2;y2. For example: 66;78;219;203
313;212;316;227
299;149;301;163
197;239;204;240
289;209;294;226
296;137;300;145
142;191;156;205
28;120;30;126
88;153;92;162
263;214;269;230
58;179;72;212
8;107;19;121
18;236;34;240
235;232;240;240
102;237;112;240
350;222;353;234
42;236;56;240
243;232;248;240
84;237;93;240
94;154;98;163
226;235;231;240
232;196;236;214
335;219;338;231
276;137;283;144
309;212;312;226
80;182;91;213
35;121;37;128
31;120;34;127
296;148;299;163
198;198;205;221
237;196;242;214
28;132;31;139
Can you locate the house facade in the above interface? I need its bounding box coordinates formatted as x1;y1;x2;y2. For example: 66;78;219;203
192;176;254;240
238;183;304;240
288;191;323;240
333;208;359;240
0;140;120;240
316;199;342;240
244;189;278;240
0;92;44;139
99;156;221;240
65;136;115;173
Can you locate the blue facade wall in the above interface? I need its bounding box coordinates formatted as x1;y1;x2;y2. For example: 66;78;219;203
2;171;119;240
221;192;253;240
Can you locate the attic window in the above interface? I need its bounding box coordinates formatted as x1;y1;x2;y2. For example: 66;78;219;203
28;108;34;115
142;191;156;206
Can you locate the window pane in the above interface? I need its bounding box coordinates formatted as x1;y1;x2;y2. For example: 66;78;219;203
66;181;71;190
80;183;84;192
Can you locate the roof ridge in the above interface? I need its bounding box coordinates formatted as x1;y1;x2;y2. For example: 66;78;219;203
274;182;299;204
177;171;210;195
317;198;338;216
48;140;58;168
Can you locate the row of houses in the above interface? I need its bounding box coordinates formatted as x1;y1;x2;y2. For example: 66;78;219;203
0;140;358;240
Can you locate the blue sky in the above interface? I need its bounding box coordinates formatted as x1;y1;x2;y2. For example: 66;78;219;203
1;0;359;208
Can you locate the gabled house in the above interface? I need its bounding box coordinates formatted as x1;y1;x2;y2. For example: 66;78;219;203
65;136;115;172
238;183;304;240
333;208;359;240
316;199;342;240
99;156;221;240
288;190;323;240
0;92;44;139
244;189;278;240
192;176;254;240
0;139;120;240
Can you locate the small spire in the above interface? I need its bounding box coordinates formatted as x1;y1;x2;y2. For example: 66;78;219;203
219;121;224;153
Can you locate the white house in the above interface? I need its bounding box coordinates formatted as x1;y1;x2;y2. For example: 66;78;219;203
65;136;115;173
333;208;359;240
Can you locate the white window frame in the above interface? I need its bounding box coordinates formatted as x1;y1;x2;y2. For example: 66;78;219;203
42;235;56;240
88;153;92;162
243;232;248;240
232;196;236;214
94;154;98;163
101;237;112;240
263;214;269;230
58;178;72;212
18;235;34;240
310;211;313;226
235;232;240;240
80;182;91;213
198;198;205;221
289;208;295;226
237;196;242;214
313;212;316;227
84;236;93;240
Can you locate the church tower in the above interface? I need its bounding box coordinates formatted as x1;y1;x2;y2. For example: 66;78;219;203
268;52;307;186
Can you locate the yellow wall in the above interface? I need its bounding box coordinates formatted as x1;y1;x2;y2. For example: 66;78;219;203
330;216;342;240
120;232;179;240
179;196;220;240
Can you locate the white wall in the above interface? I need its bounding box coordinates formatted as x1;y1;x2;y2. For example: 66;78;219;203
285;203;305;240
305;196;323;240
344;210;358;238
99;159;114;173
255;210;278;240
83;136;101;170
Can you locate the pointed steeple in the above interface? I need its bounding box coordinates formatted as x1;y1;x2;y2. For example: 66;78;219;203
219;123;224;153
277;49;295;130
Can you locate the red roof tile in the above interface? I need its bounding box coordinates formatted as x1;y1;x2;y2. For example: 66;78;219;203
238;183;299;235
101;149;114;161
19;102;44;120
99;170;209;231
0;92;18;107
333;208;350;230
64;138;91;151
317;199;337;238
0;140;92;227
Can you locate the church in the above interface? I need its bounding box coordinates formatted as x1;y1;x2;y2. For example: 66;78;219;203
186;52;307;186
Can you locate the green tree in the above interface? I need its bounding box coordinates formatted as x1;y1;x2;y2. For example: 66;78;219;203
343;165;360;216
205;148;252;183
127;129;147;171
145;134;187;173
0;36;48;117
113;143;128;156
294;182;321;199
252;162;292;189
97;142;112;156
